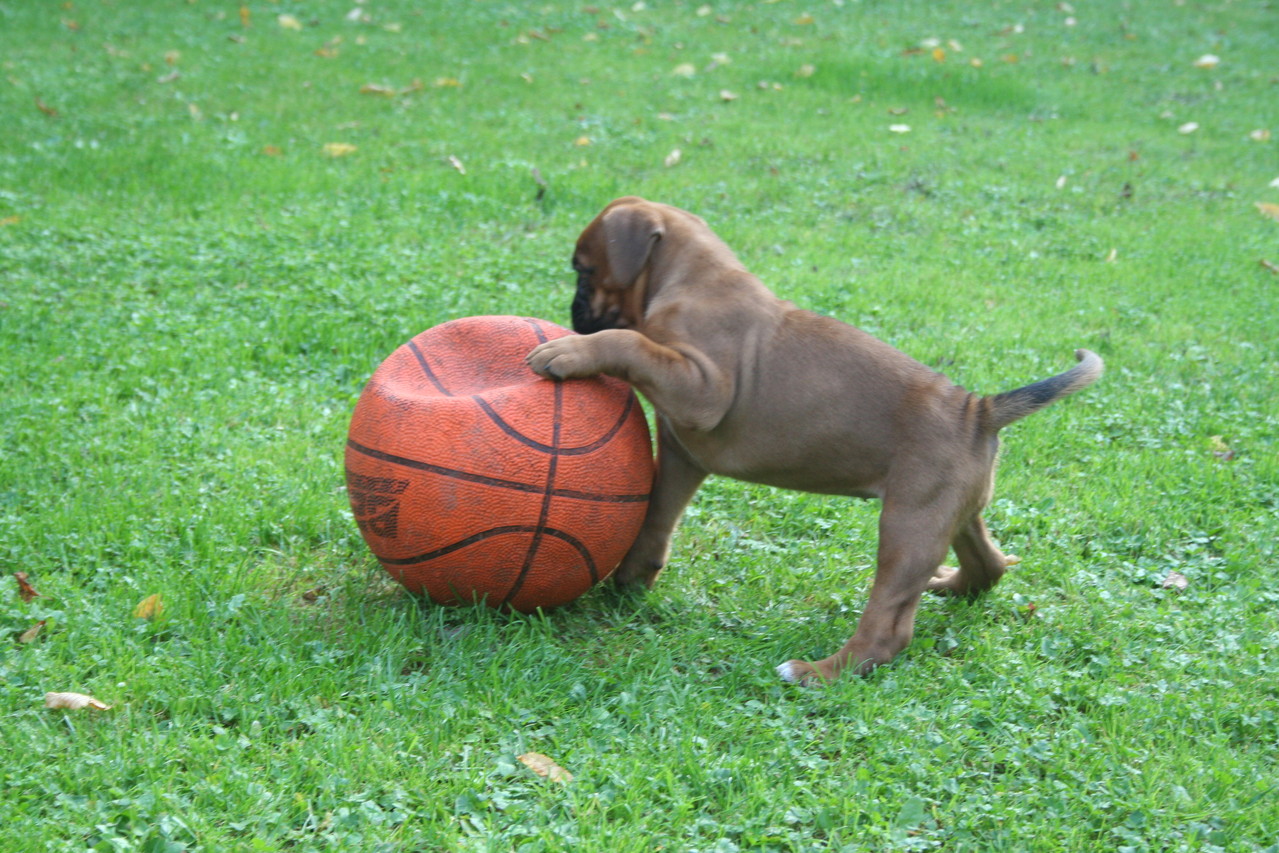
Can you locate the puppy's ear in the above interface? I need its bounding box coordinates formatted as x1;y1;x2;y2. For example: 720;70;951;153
600;204;664;288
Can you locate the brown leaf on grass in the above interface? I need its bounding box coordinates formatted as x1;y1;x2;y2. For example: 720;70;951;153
133;593;164;620
1208;435;1235;461
35;98;59;117
1161;571;1189;591
18;620;46;644
360;83;397;97
45;692;112;711
15;572;40;602
518;752;573;783
1256;202;1279;221
1261;259;1279;275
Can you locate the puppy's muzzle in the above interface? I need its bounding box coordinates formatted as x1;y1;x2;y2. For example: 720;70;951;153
571;282;619;335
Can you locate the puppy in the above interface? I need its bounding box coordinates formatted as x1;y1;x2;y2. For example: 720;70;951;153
527;197;1102;683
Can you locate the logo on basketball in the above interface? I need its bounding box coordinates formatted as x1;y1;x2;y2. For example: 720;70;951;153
346;470;410;539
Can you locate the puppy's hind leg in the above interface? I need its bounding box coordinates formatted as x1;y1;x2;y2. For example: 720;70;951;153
926;515;1014;597
612;419;707;589
779;500;953;684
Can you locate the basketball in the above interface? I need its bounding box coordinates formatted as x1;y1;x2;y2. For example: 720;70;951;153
344;315;653;612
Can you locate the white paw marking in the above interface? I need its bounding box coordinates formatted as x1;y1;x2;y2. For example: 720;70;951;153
776;661;805;683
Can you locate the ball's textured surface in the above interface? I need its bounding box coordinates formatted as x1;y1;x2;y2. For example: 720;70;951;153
345;316;653;612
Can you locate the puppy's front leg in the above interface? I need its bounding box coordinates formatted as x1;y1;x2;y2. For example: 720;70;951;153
612;418;707;588
527;329;733;431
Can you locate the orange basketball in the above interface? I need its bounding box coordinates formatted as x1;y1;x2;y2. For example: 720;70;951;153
344;315;653;612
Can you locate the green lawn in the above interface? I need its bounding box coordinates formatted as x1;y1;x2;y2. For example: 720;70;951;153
2;0;1277;850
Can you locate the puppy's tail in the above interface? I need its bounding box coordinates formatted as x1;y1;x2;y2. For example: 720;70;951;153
986;349;1103;432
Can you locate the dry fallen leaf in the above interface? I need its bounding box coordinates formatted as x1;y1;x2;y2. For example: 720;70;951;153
795;63;815;78
277;14;303;31
1249;129;1271;142
15;572;40;601
719;89;738;101
360;83;397;97
262;144;283;156
1256;202;1279;221
45;692;112;711
134;593;164;620
323;142;357;157
448;155;466;175
574;136;592;147
1209;435;1235;461
672;62;696;77
1261;259;1279;275
1178;122;1199;135
1162;571;1189;591
794;13;815;25
1192;54;1220;69
239;5;250;28
517;752;573;783
888;124;911;134
664;148;682;167
0;215;20;227
1104;247;1118;263
18;620;46;644
35;98;59;118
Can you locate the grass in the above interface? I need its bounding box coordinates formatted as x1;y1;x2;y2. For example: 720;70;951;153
2;0;1277;849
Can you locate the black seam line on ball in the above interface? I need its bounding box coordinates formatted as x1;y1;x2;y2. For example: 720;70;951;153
375;525;596;576
406;338;453;397
472;391;638;456
504;380;564;607
346;440;649;502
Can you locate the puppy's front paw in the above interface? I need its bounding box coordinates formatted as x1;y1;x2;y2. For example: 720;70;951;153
526;337;599;381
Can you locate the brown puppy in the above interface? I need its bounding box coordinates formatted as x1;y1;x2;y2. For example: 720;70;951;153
526;197;1103;684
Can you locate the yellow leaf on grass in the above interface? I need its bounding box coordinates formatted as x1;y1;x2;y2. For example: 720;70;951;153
574;136;592;147
1;215;20;227
18;620;46;644
360;83;397;97
278;14;303;31
672;62;696;77
518;752;573;783
1192;54;1220;69
45;692;112;711
448;155;466;175
794;13;815;25
1256;202;1279;222
134;593;164;620
323;142;357;157
239;5;250;28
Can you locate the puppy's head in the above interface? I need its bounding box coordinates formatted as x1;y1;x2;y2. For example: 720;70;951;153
570;196;666;334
